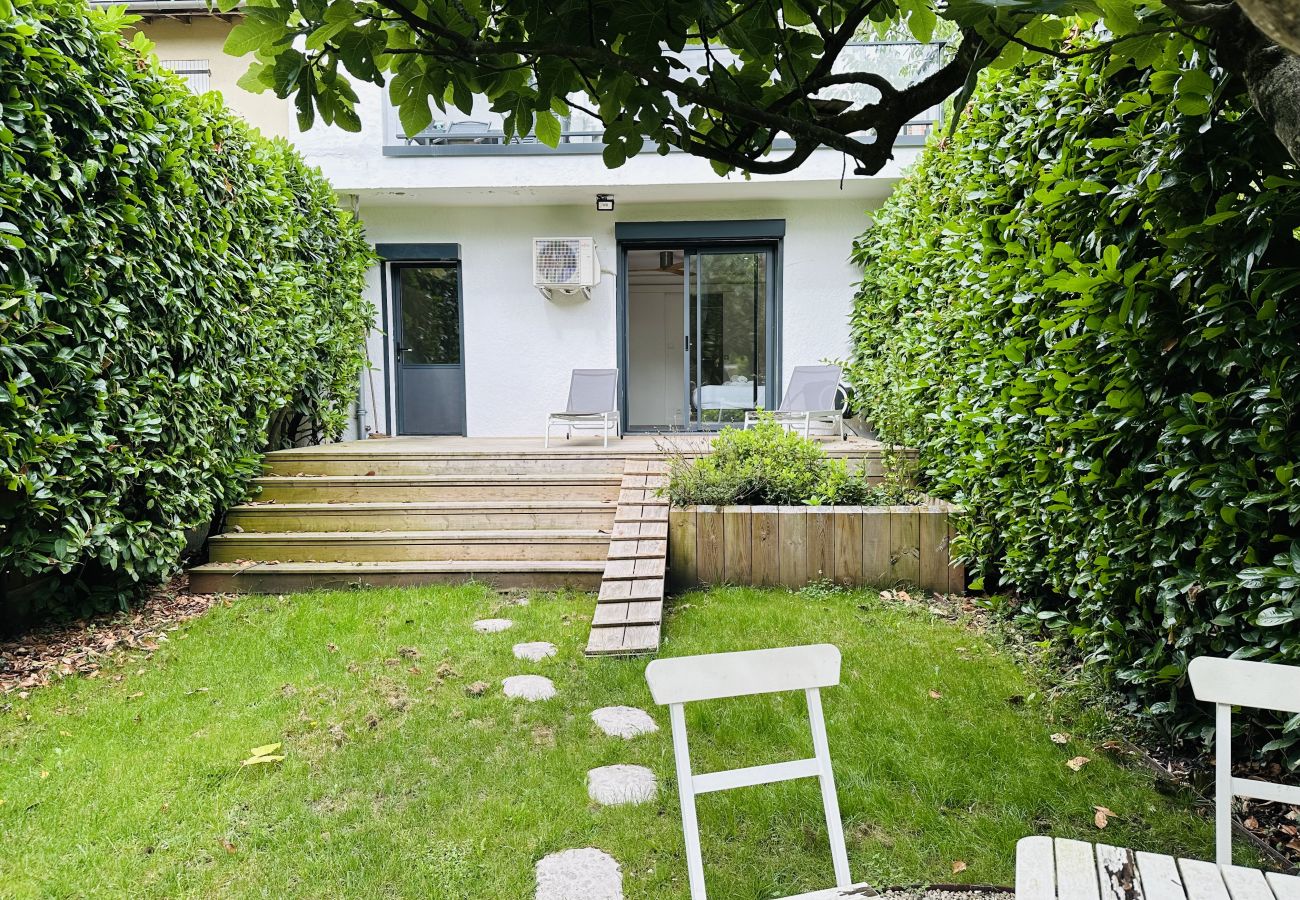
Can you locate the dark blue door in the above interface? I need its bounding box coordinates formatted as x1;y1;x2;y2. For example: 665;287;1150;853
394;262;465;435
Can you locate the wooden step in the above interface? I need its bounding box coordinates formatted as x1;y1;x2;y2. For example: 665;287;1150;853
187;560;606;594
224;501;617;533
208;530;610;563
262;451;635;477
250;474;622;503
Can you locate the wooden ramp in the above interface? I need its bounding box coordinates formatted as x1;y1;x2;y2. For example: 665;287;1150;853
585;459;669;657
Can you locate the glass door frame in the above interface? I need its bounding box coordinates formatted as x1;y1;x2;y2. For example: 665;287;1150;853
616;237;781;434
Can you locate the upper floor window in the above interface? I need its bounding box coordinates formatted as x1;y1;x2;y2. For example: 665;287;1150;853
161;59;211;94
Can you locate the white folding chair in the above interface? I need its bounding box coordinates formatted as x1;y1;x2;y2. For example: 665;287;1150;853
1188;656;1300;865
644;644;870;899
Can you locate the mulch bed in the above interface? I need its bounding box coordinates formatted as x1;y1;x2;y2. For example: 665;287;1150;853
0;575;222;699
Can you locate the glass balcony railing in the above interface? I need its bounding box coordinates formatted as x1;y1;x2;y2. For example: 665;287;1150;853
89;0;239;12
383;41;948;156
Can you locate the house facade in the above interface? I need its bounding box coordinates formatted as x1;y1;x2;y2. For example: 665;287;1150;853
112;3;938;438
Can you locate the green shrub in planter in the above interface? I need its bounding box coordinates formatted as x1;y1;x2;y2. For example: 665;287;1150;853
666;416;917;507
0;0;375;617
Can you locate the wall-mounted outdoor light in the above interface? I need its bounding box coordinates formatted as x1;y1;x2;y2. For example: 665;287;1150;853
595;193;615;212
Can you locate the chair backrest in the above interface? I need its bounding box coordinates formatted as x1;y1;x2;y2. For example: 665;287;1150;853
645;644;841;704
645;645;852;899
1188;656;1300;865
778;365;842;413
565;368;618;415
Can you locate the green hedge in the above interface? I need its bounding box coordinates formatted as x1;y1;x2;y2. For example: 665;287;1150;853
0;0;375;615
848;32;1300;751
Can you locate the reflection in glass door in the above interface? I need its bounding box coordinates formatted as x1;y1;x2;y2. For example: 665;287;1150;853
685;249;771;429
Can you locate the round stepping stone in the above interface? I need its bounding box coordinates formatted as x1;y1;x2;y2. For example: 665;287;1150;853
535;848;622;900
472;618;513;634
502;674;556;701
587;765;657;806
513;641;558;662
590;706;658;739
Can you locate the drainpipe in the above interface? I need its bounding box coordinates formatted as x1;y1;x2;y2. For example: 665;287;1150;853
345;192;369;441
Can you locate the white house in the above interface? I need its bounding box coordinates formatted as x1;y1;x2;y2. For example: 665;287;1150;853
113;4;938;438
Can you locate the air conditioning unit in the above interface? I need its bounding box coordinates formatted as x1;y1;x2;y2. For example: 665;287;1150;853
533;237;600;299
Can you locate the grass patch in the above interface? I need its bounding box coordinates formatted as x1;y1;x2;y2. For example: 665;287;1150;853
0;584;1219;898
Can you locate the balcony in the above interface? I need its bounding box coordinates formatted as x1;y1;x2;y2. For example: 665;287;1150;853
89;0;242;14
383;41;948;157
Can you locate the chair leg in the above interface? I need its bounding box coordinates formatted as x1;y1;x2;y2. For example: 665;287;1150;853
668;704;708;899
807;688;853;887
544;418;550;449
603;414;609;449
1215;703;1233;865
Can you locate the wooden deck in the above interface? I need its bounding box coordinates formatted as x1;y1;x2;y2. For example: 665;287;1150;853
189;433;893;653
270;434;884;454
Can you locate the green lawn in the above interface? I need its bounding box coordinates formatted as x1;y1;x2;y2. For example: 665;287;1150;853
0;584;1221;898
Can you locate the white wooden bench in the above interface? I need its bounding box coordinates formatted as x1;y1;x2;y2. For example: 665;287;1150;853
1017;837;1300;900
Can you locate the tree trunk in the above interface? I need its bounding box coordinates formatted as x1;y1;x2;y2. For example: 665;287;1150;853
1236;0;1300;55
1201;5;1300;166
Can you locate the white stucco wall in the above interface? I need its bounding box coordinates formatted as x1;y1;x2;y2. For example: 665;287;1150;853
357;195;879;437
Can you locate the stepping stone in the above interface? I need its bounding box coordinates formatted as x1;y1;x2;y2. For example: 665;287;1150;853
590;706;658;739
587;764;657;806
513;641;558;662
502;675;555;701
473;618;513;633
535;848;622;900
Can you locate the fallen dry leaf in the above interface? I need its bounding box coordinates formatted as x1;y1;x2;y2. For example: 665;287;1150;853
928;690;943;700
1050;732;1070;745
242;742;285;766
219;838;237;854
1066;756;1091;771
1094;806;1117;829
952;860;968;874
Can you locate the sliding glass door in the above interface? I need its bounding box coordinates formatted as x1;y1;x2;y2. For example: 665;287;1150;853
685;248;773;429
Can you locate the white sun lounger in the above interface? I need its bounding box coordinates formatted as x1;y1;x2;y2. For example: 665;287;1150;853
744;365;847;439
544;368;620;448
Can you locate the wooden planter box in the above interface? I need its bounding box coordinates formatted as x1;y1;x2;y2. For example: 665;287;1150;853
667;502;963;594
